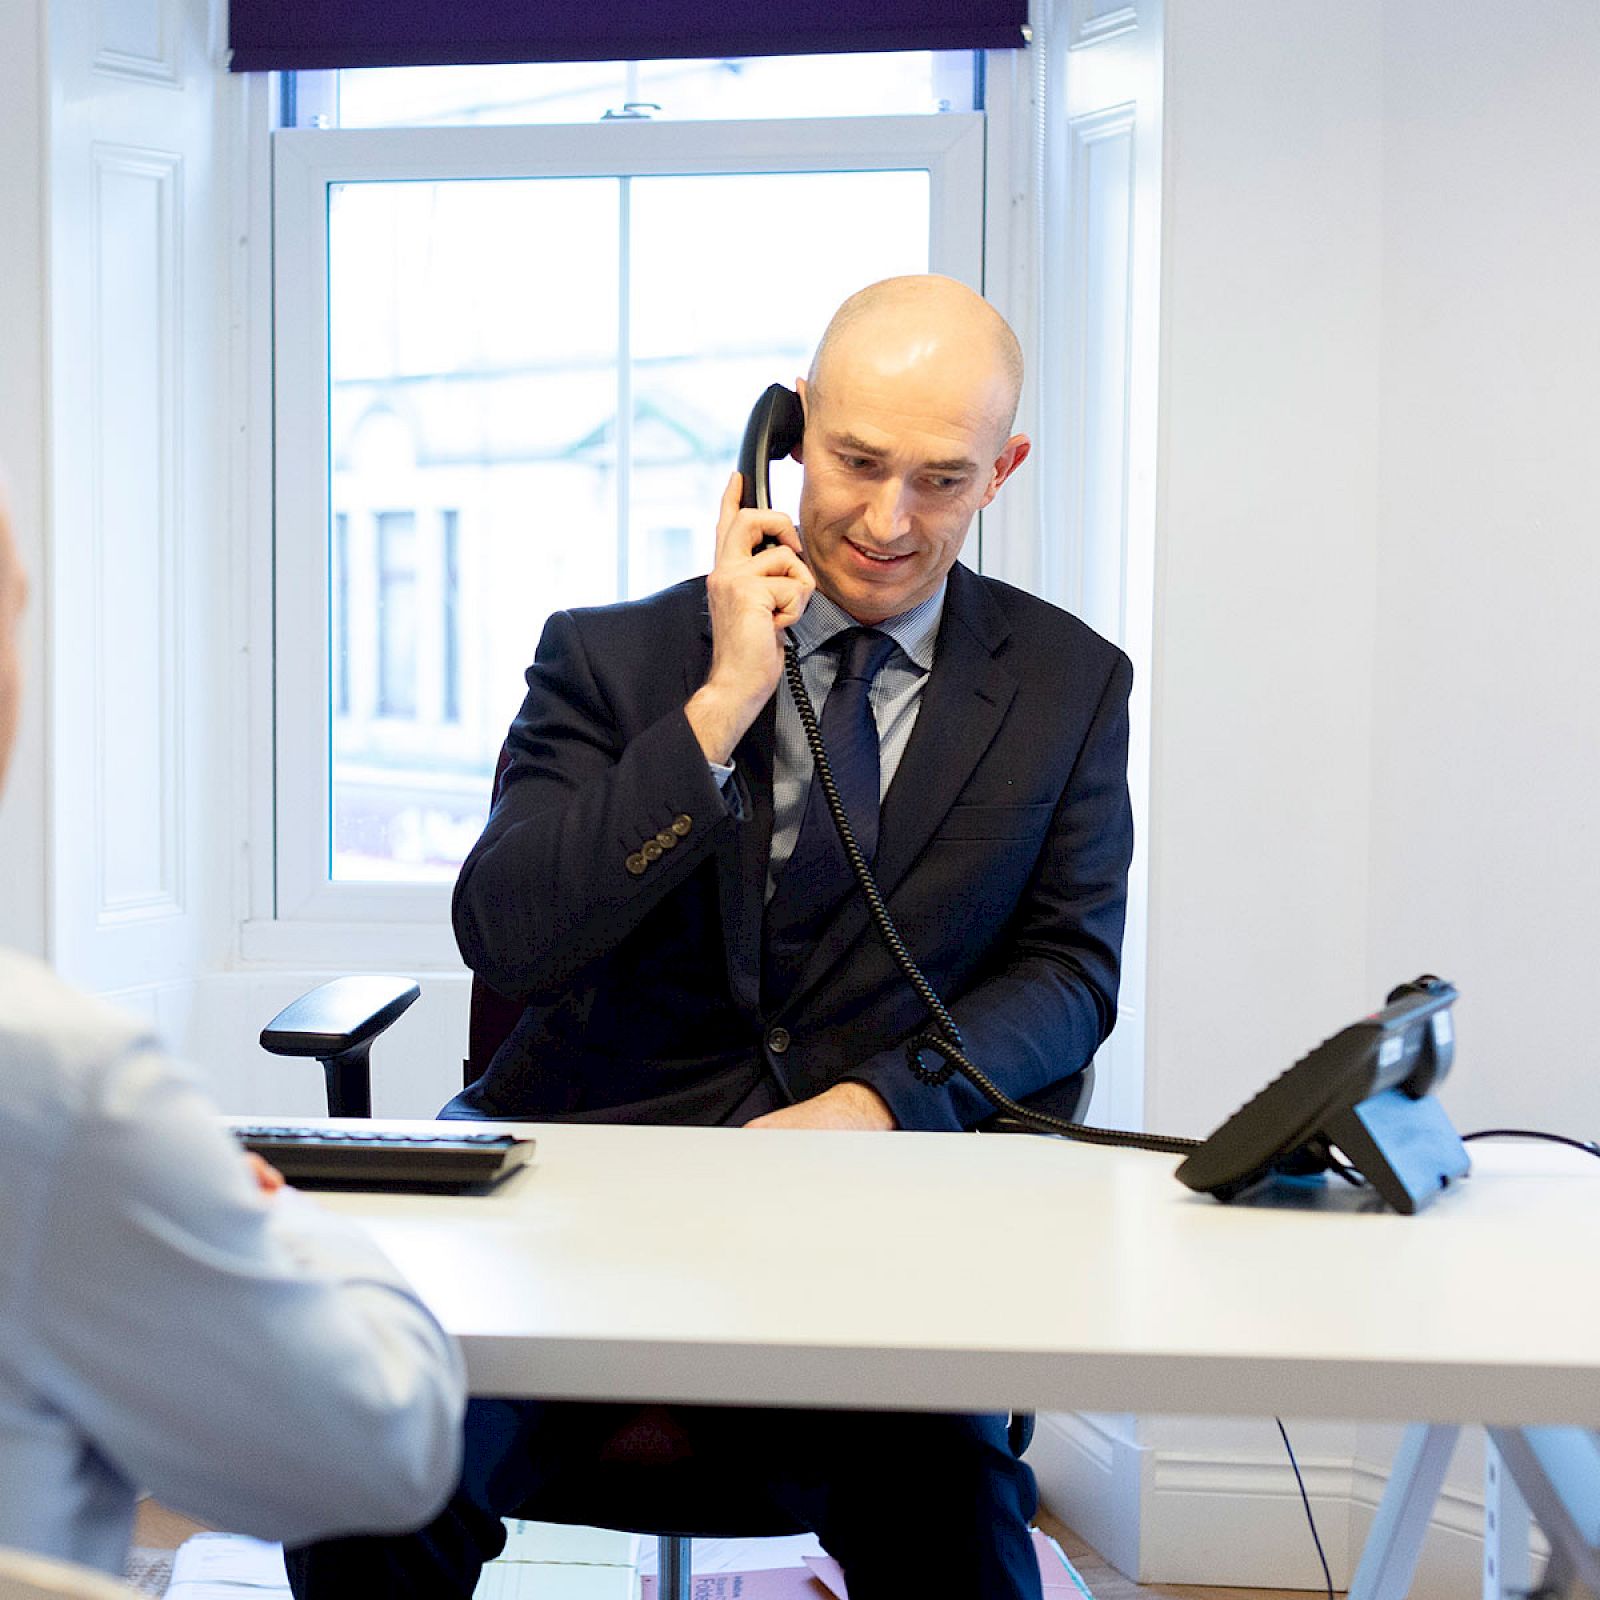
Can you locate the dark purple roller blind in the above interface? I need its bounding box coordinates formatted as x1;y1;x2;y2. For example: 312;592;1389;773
228;1;1028;73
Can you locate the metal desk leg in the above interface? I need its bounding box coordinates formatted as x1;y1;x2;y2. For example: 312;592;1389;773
1485;1436;1535;1600
1349;1424;1461;1600
1487;1428;1600;1599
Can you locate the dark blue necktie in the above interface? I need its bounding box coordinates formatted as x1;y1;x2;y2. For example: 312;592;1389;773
762;627;897;1006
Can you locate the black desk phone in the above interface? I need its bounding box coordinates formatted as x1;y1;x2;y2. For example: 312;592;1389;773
732;385;1465;1214
1176;976;1469;1213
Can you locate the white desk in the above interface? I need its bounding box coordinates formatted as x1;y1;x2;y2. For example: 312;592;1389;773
317;1122;1600;1597
316;1122;1600;1424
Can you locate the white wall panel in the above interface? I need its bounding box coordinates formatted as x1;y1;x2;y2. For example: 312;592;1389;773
47;0;229;994
94;0;179;85
1066;109;1135;643
90;146;184;920
1036;0;1163;1139
1069;0;1138;51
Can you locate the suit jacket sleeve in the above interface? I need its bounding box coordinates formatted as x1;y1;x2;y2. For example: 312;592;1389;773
453;603;734;1001
841;649;1133;1133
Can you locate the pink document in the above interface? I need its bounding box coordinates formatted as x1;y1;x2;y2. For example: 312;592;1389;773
641;1529;1090;1599
638;1573;831;1599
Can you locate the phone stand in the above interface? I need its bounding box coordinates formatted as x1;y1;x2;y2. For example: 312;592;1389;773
1320;1088;1470;1215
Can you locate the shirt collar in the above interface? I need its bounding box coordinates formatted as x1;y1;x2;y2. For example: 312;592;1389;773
788;581;946;673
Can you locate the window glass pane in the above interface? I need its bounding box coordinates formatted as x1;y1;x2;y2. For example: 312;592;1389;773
626;171;929;599
328;177;621;882
326;169;928;882
326;54;974;128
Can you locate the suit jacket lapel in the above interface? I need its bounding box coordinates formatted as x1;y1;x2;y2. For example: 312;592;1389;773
779;564;1017;1009
687;612;776;1018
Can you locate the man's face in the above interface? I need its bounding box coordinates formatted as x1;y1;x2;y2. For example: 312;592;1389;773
0;491;27;796
795;353;1028;626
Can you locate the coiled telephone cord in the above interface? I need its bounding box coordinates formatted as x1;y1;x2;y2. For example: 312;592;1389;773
782;641;1199;1157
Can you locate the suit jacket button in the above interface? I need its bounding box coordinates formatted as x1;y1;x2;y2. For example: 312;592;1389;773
625;852;648;875
767;1027;791;1055
671;814;693;837
654;829;678;850
642;838;663;862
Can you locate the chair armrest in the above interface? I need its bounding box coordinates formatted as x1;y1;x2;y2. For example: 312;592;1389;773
260;977;420;1118
261;976;420;1058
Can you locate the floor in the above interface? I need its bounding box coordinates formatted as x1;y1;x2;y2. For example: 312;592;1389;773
133;1501;1340;1598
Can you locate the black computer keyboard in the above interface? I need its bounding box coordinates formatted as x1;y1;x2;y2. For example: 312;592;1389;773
232;1123;536;1192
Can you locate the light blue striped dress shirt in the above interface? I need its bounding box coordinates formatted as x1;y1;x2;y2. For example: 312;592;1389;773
709;582;947;899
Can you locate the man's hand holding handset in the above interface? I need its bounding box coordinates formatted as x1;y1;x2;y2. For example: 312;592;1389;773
684;470;814;767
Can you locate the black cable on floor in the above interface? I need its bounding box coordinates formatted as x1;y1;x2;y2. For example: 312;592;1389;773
1275;1417;1334;1600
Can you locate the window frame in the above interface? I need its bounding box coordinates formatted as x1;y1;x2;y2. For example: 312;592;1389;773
268;114;988;936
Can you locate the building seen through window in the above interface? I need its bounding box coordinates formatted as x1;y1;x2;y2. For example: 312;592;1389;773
325;165;932;880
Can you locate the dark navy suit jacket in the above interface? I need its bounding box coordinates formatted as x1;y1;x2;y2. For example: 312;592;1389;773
450;560;1133;1133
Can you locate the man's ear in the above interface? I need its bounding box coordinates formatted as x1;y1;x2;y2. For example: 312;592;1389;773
978;434;1031;509
792;378;808;463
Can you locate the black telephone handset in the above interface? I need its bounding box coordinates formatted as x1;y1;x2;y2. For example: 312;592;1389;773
738;384;806;519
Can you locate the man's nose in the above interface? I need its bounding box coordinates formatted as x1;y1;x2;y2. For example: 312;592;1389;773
863;478;912;541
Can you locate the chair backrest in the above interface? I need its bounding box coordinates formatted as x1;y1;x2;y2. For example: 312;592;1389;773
0;1549;141;1600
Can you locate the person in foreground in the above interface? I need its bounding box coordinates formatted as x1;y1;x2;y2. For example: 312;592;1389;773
0;487;467;1573
289;276;1134;1598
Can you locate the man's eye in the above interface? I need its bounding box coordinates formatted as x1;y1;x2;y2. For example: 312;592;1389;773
839;455;873;472
927;476;964;492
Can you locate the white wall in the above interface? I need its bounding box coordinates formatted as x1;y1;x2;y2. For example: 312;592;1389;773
1147;0;1384;1140
1147;0;1600;1156
1367;0;1600;1138
1100;2;1600;1591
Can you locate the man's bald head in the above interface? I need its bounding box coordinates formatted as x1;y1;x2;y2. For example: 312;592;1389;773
807;275;1024;447
793;277;1031;624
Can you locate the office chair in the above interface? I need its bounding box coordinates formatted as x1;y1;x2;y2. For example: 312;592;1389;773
0;1548;141;1600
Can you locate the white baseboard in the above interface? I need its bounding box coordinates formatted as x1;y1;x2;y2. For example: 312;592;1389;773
1029;1412;1147;1578
1032;1417;1538;1596
1137;1441;1357;1589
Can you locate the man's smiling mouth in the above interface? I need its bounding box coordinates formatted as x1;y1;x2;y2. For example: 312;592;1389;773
847;539;910;565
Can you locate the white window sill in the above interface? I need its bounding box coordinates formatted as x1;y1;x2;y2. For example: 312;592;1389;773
239;917;469;972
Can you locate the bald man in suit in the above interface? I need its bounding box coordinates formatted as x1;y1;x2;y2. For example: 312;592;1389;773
290;276;1133;1600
